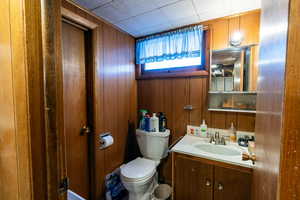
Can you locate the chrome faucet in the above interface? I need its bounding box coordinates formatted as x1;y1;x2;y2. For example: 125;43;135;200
209;132;226;145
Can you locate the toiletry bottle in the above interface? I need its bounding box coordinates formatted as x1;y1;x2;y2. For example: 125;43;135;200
139;109;148;130
144;113;151;132
200;120;208;137
150;113;159;132
158;112;167;132
248;136;255;154
229;122;237;143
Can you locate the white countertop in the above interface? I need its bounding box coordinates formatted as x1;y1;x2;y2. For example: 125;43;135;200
171;134;254;168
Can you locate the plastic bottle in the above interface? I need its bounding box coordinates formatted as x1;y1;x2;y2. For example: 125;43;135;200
150;113;159;132
158;112;167;132
229;122;237;142
200;120;208;137
144;113;151;132
139;109;148;130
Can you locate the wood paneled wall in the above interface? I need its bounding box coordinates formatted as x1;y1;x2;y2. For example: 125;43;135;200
0;0;36;199
61;1;137;199
138;10;260;143
279;0;300;198
138;11;260;184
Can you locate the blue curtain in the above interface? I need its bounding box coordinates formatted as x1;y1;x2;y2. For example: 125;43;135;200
136;25;203;64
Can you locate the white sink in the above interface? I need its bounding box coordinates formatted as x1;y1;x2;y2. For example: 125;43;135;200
193;143;241;156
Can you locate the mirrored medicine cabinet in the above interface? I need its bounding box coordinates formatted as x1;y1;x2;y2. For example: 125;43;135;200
208;45;259;113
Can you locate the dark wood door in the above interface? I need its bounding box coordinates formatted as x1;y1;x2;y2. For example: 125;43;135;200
62;21;90;199
214;166;252;200
174;155;213;200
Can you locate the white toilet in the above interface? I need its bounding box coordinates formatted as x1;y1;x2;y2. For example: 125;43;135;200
120;129;170;200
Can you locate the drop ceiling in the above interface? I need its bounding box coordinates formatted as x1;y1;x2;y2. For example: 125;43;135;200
73;0;261;37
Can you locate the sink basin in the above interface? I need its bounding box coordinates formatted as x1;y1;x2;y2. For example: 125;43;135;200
193;143;241;156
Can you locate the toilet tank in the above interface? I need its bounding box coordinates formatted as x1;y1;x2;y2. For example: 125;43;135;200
136;129;170;161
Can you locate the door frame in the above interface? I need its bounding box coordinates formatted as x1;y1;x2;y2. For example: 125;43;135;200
60;5;101;199
40;0;102;198
61;9;99;199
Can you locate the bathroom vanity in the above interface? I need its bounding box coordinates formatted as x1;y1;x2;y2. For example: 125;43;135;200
171;135;253;200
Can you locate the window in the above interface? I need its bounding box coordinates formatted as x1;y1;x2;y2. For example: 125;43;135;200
144;57;202;71
136;25;209;79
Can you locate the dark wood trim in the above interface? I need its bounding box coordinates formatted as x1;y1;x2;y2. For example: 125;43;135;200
40;0;64;199
61;7;98;29
136;70;209;80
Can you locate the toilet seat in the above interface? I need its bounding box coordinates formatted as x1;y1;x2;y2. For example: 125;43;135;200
121;157;156;183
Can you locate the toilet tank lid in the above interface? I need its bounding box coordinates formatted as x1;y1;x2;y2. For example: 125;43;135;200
120;157;156;180
136;129;170;138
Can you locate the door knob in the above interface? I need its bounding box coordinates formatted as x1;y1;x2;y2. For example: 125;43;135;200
217;183;224;191
80;125;91;135
205;179;211;187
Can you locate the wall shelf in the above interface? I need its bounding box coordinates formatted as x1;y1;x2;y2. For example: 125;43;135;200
208;108;257;114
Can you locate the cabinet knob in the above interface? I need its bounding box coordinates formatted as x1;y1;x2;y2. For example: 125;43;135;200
205;179;211;187
217;183;224;191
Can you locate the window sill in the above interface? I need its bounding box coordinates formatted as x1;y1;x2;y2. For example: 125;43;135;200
136;70;209;80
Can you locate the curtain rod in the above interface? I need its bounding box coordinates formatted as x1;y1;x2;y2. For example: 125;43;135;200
137;24;209;40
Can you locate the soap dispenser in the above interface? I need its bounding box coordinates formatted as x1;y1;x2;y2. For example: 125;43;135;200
200;120;208;137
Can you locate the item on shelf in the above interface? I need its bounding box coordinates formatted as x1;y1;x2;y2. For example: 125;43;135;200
150;113;159;132
158;112;167;132
228;122;237;143
144;113;151;132
138;109;148;130
200;120;208;137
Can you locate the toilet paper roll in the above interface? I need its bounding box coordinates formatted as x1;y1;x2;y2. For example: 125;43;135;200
100;135;114;149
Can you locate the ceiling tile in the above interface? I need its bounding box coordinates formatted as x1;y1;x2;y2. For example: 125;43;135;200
193;0;226;14
73;0;261;37
73;0;112;9
229;0;261;13
152;0;182;8
110;0;158;19
92;3;129;23
137;23;175;37
169;14;199;27
160;0;198;21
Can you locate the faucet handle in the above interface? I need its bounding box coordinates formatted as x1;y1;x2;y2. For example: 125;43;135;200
215;132;220;138
209;135;215;143
220;136;226;145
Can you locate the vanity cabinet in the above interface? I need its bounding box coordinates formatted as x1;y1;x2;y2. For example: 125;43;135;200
173;153;252;200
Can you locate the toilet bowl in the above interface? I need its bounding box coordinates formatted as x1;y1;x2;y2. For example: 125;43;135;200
120;129;170;200
121;157;157;200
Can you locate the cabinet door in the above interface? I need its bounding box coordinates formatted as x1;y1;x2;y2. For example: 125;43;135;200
214;166;252;200
174;155;213;200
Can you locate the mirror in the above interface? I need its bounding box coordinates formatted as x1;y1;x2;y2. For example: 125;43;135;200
210;45;258;92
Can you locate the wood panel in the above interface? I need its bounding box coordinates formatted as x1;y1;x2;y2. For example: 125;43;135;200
214;166;252;200
0;1;20;199
252;0;290;199
279;0;300;199
174;154;214;200
0;0;45;199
